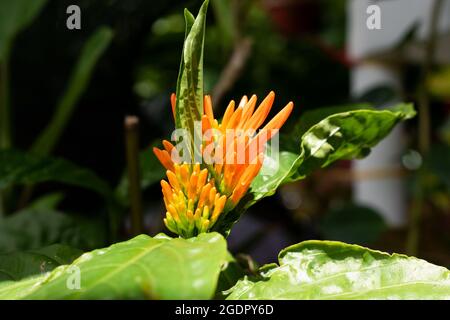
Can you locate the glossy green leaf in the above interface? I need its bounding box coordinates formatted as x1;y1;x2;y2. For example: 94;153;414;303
174;9;195;127
0;149;112;199
31;26;113;156
0;0;48;61
0;208;106;253
0;232;227;300
293;104;373;139
175;0;208;152
0;244;82;281
251;103;416;201
226;240;450;300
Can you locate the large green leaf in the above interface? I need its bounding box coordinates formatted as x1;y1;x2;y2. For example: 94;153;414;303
0;208;106;253
0;244;82;281
31;26;113;156
251;103;416;201
0;232;227;300
174;0;208;155
0;149;112;199
226;240;450;300
0;0;48;61
293;104;373;140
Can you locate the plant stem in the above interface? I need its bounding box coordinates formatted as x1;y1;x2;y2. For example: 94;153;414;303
407;0;443;255
418;0;443;154
125;116;143;236
406;194;423;256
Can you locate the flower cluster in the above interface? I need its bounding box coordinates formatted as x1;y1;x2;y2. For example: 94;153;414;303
154;91;293;237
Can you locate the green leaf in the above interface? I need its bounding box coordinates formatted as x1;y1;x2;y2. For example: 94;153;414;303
0;0;48;61
0;149;112;199
319;205;387;245
252;103;416;201
0;232;228;300
0;208;106;253
0;244;82;281
226;240;450;300
31;26;113;156
293;104;373;139
115;145;165;206
174;9;195;126
175;1;208;148
27;192;65;210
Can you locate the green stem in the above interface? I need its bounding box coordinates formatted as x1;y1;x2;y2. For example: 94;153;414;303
125;116;143;236
406;194;423;256
407;0;443;255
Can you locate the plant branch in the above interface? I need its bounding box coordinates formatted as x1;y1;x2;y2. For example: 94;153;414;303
125;116;143;236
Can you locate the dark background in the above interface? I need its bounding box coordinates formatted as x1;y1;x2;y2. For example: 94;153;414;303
5;0;449;266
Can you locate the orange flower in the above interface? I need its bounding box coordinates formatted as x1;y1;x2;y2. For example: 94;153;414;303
200;92;293;204
161;163;227;237
154;91;293;236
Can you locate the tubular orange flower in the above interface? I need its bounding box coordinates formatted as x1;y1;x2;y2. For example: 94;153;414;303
154;91;293;237
161;163;227;238
200;91;293;204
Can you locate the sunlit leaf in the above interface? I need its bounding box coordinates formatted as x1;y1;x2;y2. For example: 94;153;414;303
0;232;227;300
226;240;450;299
175;0;208;154
252;103;416;201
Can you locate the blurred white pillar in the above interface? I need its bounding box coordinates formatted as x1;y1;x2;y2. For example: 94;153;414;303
348;0;450;227
351;65;406;227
